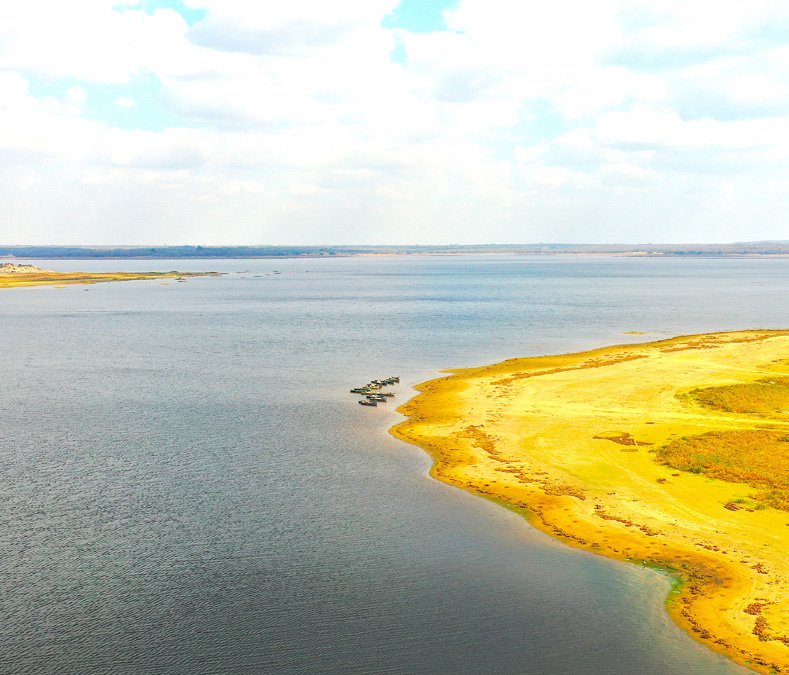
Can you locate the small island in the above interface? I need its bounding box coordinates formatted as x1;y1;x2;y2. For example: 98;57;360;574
392;330;789;674
0;263;221;288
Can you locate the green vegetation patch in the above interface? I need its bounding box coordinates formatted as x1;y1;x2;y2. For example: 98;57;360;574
683;376;789;414
655;430;789;510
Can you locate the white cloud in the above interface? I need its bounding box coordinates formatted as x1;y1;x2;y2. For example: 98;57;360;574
66;85;87;107
1;0;789;244
0;71;34;111
0;3;193;82
103;127;216;169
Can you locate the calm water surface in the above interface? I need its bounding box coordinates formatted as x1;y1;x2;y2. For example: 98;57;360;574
2;256;786;675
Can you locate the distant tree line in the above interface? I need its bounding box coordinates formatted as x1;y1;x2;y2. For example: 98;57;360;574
0;242;787;259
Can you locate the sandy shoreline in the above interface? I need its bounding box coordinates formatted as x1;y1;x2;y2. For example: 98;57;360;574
391;331;789;674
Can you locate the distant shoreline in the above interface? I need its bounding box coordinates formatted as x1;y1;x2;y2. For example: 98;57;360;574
1;242;788;260
0;240;789;260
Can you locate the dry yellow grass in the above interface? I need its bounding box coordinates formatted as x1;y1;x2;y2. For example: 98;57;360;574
392;330;789;674
685;377;789;415
0;270;221;288
657;430;789;511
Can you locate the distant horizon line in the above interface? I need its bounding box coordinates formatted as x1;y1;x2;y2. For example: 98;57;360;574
1;241;788;249
2;242;789;260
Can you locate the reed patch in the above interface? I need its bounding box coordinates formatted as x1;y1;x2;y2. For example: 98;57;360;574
682;377;789;415
655;430;789;510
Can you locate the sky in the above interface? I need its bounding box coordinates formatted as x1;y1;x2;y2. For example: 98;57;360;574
2;0;789;245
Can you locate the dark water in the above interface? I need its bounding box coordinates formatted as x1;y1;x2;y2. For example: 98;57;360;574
2;255;786;675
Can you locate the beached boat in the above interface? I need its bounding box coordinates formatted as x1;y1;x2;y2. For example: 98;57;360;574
351;376;399;406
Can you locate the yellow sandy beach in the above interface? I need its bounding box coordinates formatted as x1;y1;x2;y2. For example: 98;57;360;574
392;330;789;674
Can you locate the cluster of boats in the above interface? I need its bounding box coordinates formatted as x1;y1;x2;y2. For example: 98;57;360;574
351;377;400;406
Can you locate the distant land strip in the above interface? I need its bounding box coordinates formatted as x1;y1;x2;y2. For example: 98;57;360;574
0;265;221;289
0;242;788;259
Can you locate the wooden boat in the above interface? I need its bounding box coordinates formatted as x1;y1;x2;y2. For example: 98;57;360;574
350;376;398;404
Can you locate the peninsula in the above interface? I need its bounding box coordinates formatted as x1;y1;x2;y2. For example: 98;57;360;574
392;331;789;674
0;263;221;288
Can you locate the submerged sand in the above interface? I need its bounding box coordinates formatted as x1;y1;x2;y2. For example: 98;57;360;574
392;330;789;674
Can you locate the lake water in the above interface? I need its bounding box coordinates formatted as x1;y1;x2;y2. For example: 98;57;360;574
2;255;786;675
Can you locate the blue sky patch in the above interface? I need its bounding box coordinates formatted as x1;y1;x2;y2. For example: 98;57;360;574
26;73;198;131
390;40;407;64
382;0;459;33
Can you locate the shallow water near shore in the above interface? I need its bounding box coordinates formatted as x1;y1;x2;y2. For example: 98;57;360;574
1;255;786;675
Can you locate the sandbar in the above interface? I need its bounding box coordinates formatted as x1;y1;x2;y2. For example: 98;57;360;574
0;265;221;289
392;330;789;674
